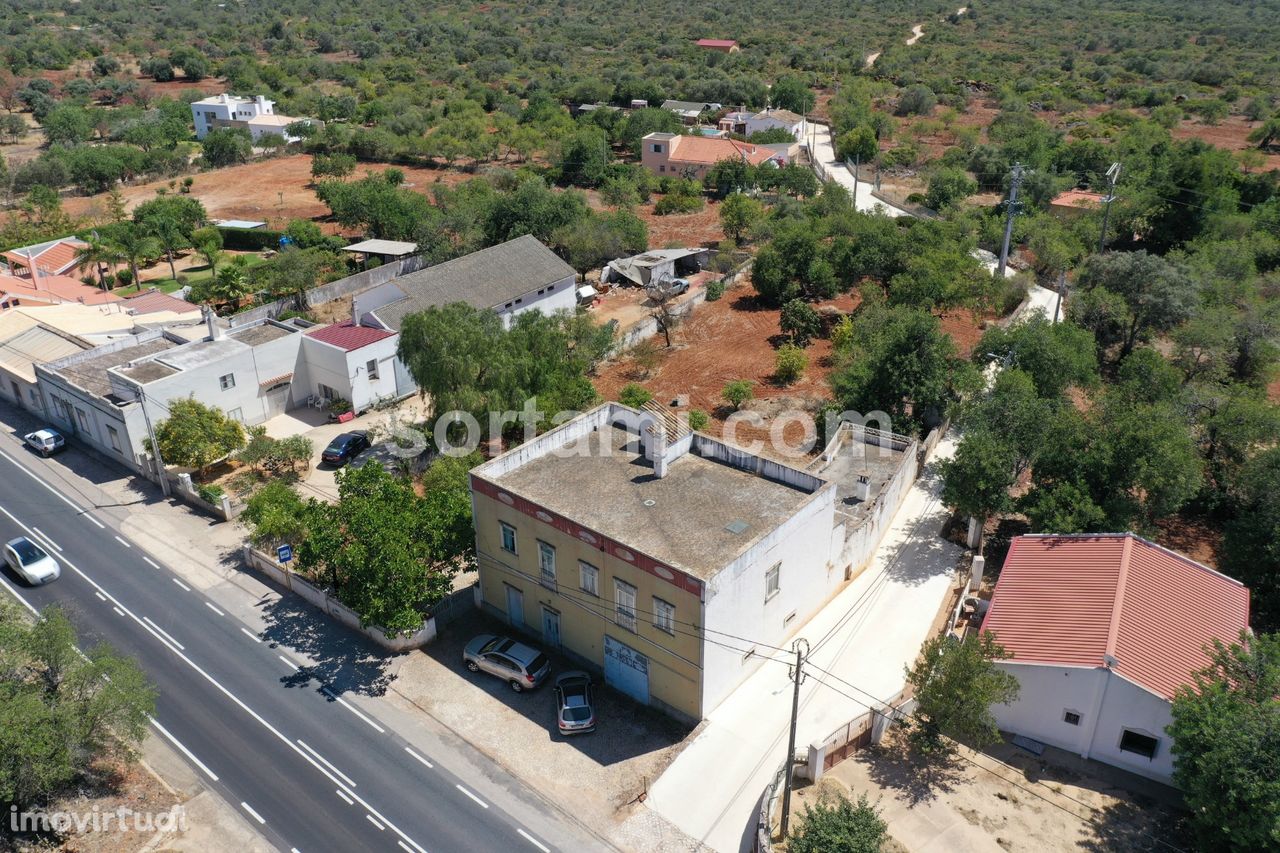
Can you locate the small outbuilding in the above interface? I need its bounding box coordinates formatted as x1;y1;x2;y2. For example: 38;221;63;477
603;248;710;288
342;239;419;269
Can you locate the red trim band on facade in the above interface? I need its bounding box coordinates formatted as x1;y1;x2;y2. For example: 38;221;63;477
471;475;705;599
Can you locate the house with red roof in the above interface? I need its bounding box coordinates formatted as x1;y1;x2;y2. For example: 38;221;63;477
982;533;1250;785
640;132;783;180
2;237;89;279
695;38;739;53
299;320;405;413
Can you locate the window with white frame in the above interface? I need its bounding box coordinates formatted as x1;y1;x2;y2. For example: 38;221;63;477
765;562;781;601
537;541;556;589
75;408;89;432
106;426;121;452
653;597;675;634
614;579;637;631
579;561;599;596
499;522;517;554
219;373;235;390
366;359;379;380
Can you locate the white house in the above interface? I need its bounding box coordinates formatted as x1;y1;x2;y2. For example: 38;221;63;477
718;108;807;139
297;321;411;412
190;94;315;142
36;317;309;472
356;235;577;332
982;534;1251;786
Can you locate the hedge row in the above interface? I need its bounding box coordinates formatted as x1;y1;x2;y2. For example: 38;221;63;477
216;226;286;251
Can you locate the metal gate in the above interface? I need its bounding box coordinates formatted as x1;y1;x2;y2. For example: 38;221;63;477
603;635;649;705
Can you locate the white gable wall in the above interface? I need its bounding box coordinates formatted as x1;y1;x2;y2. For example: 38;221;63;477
993;662;1177;785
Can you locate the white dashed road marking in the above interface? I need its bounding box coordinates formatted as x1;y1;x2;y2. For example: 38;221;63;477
297;740;356;788
455;784;489;809
320;687;385;733
171;577;191;592
144;557;160;569
142;617;185;651
150;716;219;781
114;535;131;548
404;747;433;769
366;814;385;831
518;828;551;852
204;602;225;616
240;627;262;643
336;789;354;805
240;802;265;824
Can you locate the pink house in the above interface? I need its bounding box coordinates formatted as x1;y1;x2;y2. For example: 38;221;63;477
696;39;739;53
640;132;781;180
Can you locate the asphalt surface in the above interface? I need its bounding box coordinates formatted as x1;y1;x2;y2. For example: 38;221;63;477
0;441;607;853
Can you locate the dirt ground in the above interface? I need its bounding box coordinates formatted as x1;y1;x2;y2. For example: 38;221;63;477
785;730;1189;852
593;280;858;450
585;188;728;249
63;155;474;231
1171;115;1280;171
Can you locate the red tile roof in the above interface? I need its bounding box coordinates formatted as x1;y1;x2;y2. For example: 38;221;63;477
696;39;738;47
669;136;778;167
123;288;198;315
1050;190;1105;208
0;273;122;307
983;534;1250;700
2;239;88;276
306;321;396;351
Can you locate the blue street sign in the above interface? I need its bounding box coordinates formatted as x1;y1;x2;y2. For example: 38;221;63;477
277;544;293;563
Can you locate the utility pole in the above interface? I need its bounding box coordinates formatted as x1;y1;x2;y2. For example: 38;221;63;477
1097;161;1121;254
1053;269;1066;323
779;637;809;839
134;386;170;497
996;163;1024;280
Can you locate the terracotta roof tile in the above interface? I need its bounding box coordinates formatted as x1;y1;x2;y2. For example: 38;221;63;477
306;321;396;352
123;288;197;315
983;534;1250;700
669;136;776;167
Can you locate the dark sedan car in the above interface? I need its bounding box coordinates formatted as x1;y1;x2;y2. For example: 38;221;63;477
321;431;369;466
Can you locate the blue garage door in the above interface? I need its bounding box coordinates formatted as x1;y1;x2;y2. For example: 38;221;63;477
603;635;649;705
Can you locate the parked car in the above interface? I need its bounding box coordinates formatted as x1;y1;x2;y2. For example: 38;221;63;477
321;431;369;466
463;634;551;693
4;536;59;584
554;671;597;735
23;428;65;457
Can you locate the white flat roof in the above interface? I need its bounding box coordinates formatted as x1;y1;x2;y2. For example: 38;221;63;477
214;219;267;229
342;239;418;256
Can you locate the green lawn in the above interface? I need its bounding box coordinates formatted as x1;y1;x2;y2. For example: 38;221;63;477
115;254;268;296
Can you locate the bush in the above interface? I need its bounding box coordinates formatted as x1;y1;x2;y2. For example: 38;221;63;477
780;299;822;345
195;482;225;503
688;409;710;431
722;380;754;410
217;225;285;251
774;343;808;385
618;383;653;408
654;192;704;215
789;792;887;853
925;168;978;210
896;85;938;117
705;280;725;301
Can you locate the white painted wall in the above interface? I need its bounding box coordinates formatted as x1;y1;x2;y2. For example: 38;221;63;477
993;662;1177;784
300;335;404;412
491;275;577;328
37;363;149;469
700;484;837;715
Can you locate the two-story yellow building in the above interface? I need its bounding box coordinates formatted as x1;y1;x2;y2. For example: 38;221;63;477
469;403;841;723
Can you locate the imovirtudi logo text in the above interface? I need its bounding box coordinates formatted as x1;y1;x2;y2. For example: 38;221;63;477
8;804;188;835
380;400;898;460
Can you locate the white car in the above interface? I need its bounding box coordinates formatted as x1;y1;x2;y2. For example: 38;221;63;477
24;428;66;457
4;536;59;584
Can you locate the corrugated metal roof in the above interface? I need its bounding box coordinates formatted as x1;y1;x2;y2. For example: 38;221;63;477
0;325;91;381
342;239;418;256
983;534;1251;700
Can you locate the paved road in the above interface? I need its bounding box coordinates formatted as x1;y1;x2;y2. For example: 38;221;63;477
806;123;910;218
0;441;605;853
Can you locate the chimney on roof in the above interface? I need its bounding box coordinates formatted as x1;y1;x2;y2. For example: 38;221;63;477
853;474;871;501
202;305;223;341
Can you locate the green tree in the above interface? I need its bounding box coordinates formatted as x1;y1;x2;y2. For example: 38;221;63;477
835;126;878;163
41;104;95;146
719;192;764;243
722;379;754;410
830;305;974;435
896;85;937;117
154;397;246;474
705;158;757;198
1222;447;1280;632
201;127;253;168
925;167;978;210
976;317;1099;400
73;233;124;291
780;299;821;345
241;480;309;548
169;47;209;81
618;382;653;408
1074;250;1199;359
255;246;336;303
556;127;610;187
789;791;887;853
0;604;156;809
1167;632;1280;852
688;409;710;431
134;194;206;280
297;462;467;633
311;152;357;181
774;342;808;384
105;222;161;289
905;632;1020;754
770;75;815;115
940;428;1017;534
140;56;174;82
618;107;682;153
191;225;223;276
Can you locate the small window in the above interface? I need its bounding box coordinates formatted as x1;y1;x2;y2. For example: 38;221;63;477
1063;710;1081;726
537;540;556;589
499;522;517;554
651;143;663;153
514;298;523;305
1119;729;1159;760
614;579;637;632
579;561;599;596
366;359;379;380
227;408;243;423
219;373;235;390
659;164;666;173
765;562;781;602
319;383;337;401
106;425;121;453
75;407;89;432
653;597;675;635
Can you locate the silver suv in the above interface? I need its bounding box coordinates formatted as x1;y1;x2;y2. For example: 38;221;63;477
463;634;551;692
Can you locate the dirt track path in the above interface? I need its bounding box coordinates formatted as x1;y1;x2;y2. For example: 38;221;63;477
906;23;924;45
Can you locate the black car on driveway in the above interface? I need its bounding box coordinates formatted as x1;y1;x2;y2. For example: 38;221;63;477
321;431;369;467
